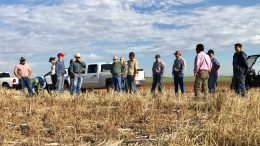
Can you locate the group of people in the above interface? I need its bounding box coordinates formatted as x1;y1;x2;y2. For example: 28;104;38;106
13;43;248;97
110;52;138;93
13;53;86;96
147;43;248;97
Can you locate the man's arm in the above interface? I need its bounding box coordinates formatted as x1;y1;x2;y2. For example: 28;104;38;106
69;62;75;74
80;61;86;68
215;59;220;70
160;62;166;76
28;66;32;78
14;65;20;78
194;55;199;76
133;61;138;79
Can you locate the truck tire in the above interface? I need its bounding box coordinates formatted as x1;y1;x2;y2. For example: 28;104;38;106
2;83;10;89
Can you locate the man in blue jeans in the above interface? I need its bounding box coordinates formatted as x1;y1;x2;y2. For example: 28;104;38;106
69;53;86;96
207;49;220;94
233;43;248;97
172;51;186;95
14;57;33;96
111;56;123;91
151;54;166;94
55;52;66;94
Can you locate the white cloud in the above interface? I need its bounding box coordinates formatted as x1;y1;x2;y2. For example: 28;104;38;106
83;53;104;60
0;0;260;75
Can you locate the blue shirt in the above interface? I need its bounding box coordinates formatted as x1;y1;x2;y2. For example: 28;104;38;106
210;57;220;76
55;60;65;76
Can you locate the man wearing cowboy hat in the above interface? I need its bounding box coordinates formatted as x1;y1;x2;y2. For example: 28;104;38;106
69;53;86;96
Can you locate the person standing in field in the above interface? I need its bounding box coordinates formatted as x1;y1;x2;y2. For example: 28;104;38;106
172;50;186;95
110;56;123;92
120;57;128;92
45;57;57;90
207;49;220;94
151;54;166;94
127;52;138;94
14;57;33;96
194;44;212;98
232;43;248;97
69;53;86;96
55;52;66;94
68;59;74;95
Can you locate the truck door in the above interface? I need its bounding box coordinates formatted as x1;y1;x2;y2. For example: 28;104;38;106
84;64;99;88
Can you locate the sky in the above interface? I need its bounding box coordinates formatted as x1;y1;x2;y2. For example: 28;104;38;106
0;0;260;77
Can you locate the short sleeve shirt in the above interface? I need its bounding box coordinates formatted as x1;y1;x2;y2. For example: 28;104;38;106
127;59;138;75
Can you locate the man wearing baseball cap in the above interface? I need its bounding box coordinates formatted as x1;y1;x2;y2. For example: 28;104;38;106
172;50;186;95
69;53;86;96
55;52;66;94
151;54;166;94
14;57;33;96
110;56;123;92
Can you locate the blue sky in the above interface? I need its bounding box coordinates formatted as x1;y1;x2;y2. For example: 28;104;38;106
0;0;260;77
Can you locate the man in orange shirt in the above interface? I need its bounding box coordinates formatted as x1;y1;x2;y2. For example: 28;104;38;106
14;57;33;96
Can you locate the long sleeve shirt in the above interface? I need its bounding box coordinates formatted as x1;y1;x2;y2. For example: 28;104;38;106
69;61;86;74
55;60;65;76
194;51;212;73
172;57;186;77
210;57;220;76
152;60;166;76
233;51;248;75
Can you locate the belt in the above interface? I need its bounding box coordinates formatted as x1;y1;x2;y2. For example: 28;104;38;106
199;70;209;72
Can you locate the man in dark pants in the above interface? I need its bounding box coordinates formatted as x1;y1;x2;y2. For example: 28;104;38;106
207;49;220;94
14;57;33;96
151;54;166;94
172;50;186;95
127;52;138;94
233;43;248;97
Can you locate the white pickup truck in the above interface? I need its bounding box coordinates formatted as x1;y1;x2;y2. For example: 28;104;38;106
0;72;19;89
45;62;145;92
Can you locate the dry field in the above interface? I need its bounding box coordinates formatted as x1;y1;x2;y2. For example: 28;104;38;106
0;87;259;146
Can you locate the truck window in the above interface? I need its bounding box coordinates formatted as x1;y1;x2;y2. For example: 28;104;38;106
101;64;112;72
0;73;10;78
88;65;98;73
